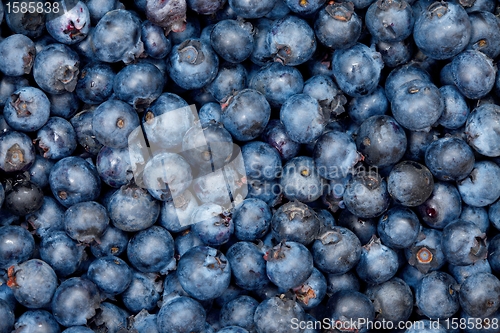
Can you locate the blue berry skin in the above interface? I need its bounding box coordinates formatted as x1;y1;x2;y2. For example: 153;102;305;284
249;62;304;107
467;11;500;59
174;231;203;259
416;271;460;319
211;19;254;63
303;74;347;117
242;141;281;181
375;38;414;68
451;50;496;100
162;271;191;303
122;270;162;313
366;278;413;324
384;63;431;102
436;85;469;129
64;201;109;243
285;0;326;16
207;63;247;103
199;102;222;125
76;62;116;105
417;182;462;229
89;302;128;333
91;10;144;63
9;259;57;309
228;0;275;18
113;62;165;111
0;299;14;333
87;256;132;295
159;190;198;233
221;89;271;141
326;290;375;333
0;76;30;107
128;310;159;333
406;227;446;274
356;237;399;284
220;295;258;331
425;137;474;182
141;93;191;150
391;79;443;131
168;39;219;90
293;268;327;310
366;0;414;42
388;161;434;207
191;204;234;246
62;327;97;333
414;1;471;60
0;131;36;173
312;227;361;274
13;310;60;333
280;93;326;144
449;258;492;284
5;0;45;38
177;246;231;300
378;206;420;249
216;327;249;333
272;200;320;245
35;117;77;160
51;277;101;327
226;241;270;291
347;86;389;125
25;196;64;239
45;1;90;44
39;231;84;277
332;43;383;97
459;272;500;318
399;263;424;291
33;43;80;94
144;0;187;32
188;0;225;14
70;109;104;155
315;2;361;49
141;20;172;59
157;296;206;333
90;225;129;258
313;131;361;180
442;219;487;266
261;119;299;161
107;182;160;232
356;115;407;168
267;15;316;66
457;161;500;207
254;296;306;333
49;156;101;207
92;99;140;149
170;14;201;45
0;34;36;76
249;18;273;66
279;157;324;203
127;226;174;274
232;198;271;241
96;146;133;188
48;92;80;119
460;204;489;233
4;87;50;132
336;209;376;245
0;183;4;208
0;225;34;270
466;103;500;157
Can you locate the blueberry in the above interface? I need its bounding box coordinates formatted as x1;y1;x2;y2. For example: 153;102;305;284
4;179;44;216
128;310;159;333
226;241;270;291
3;87;50;132
46;1;90;44
35;117;77;160
96;146;133;188
188;0;225;14
417;182;462;229
356;236;399;284
159;190;199;233
88;302;128;333
207;63;247;103
0;76;30;107
75;62;115;105
332;43;384;97
220;295;258;331
39;231;84;277
366;277;413;323
91;9;144;63
5;1;46;38
141;20;172;59
0;131;36;173
467;10;500;59
157;296;206;333
253;296;306;333
459;272;500;318
279;157;324;203
122;270;162;313
441;219;487;266
228;0;275;18
0;225;35;269
92;99;140;149
413;1;471;59
388;160;434;207
49;156;101;207
343;172;391;218
325;290;375;333
378;206;420;249
13;310;59;333
198;102;222;126
191;203;234;246
90;225;129;258
337;209;377;245
211;19;254;63
461;204;489;233
87;256;132;295
375;38;414;68
384;63;431;102
405;228;446;274
0;299;14;333
48;91;80;119
51;277;101;326
293;267;327;310
466;103;500;157
314;2;361;50
457;160;500;207
0;34;36;76
449;258;492;284
107;182;160;232
267;15;316;66
64;201;109;243
127;226;174;273
221;89;271;141
416;271;460;319
366;0;414;42
145;0;187;33
312;227;361;274
168;39;219;90
33;43;80;94
70;109;104;155
451;50;496;99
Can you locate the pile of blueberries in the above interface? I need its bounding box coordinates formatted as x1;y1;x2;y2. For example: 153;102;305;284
2;0;500;332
